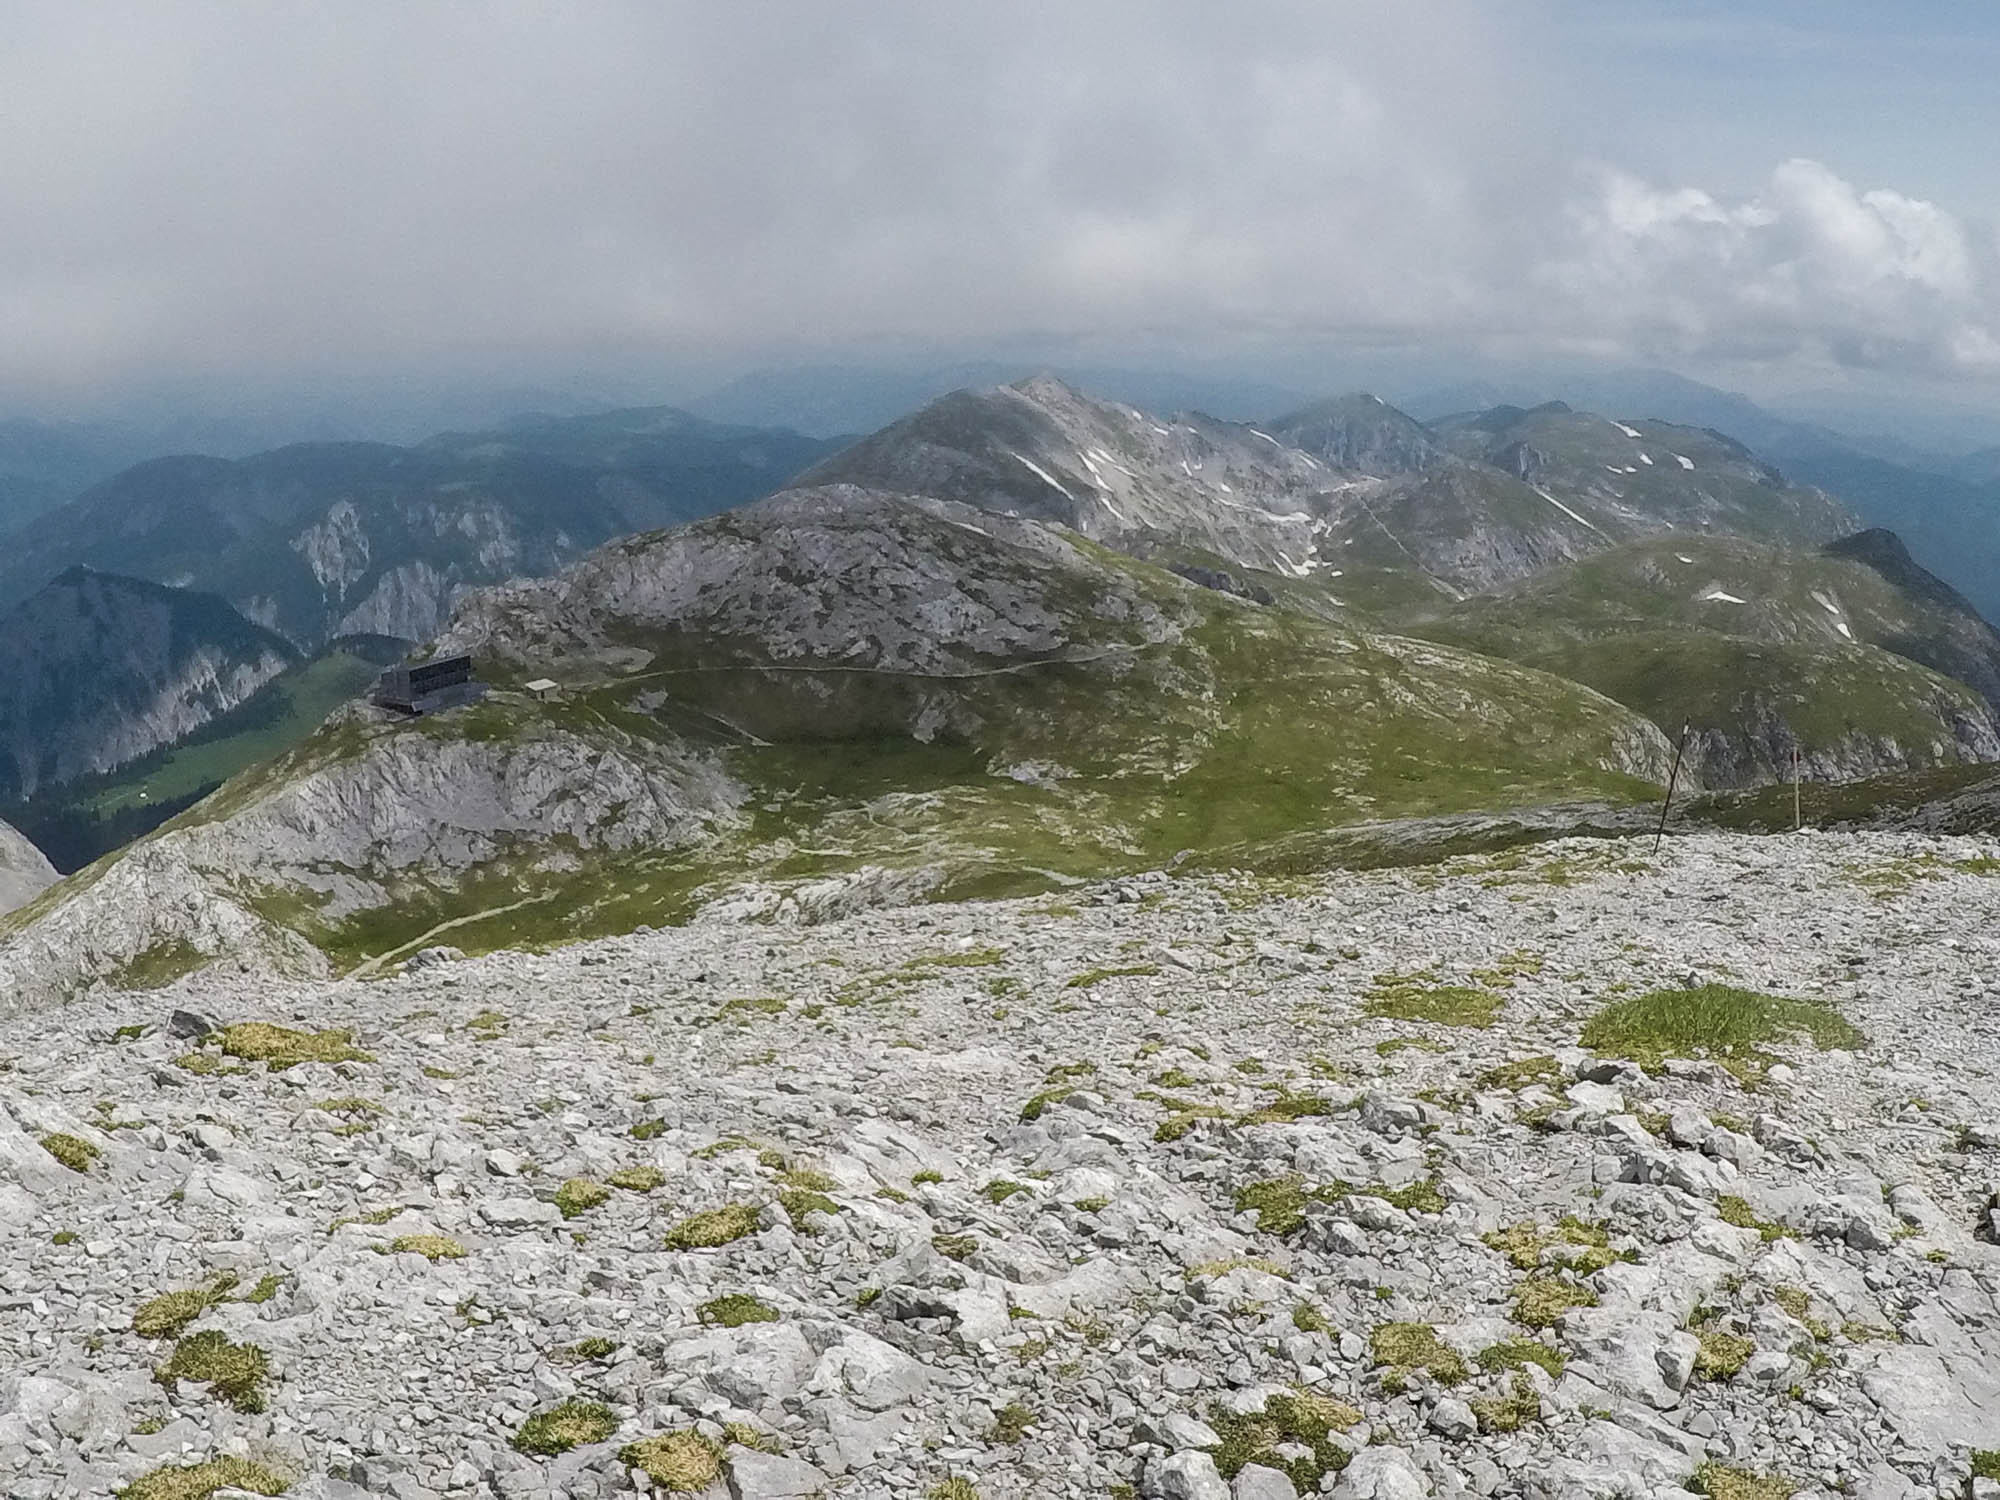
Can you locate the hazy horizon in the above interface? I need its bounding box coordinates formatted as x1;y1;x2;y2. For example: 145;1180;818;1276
5;1;2000;450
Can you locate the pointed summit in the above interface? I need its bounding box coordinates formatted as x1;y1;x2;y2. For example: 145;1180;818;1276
1263;393;1447;475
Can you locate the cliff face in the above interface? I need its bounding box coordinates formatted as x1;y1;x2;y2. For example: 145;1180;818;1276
0;819;55;915
0;568;297;800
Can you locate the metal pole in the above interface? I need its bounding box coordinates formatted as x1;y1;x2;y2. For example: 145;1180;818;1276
1793;746;1801;831
1653;720;1689;856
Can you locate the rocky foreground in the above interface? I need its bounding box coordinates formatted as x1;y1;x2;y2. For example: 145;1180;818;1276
3;831;2000;1500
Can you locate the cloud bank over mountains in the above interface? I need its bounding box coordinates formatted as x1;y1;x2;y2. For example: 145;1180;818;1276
1;1;1995;395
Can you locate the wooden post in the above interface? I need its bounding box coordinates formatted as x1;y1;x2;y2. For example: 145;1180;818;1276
1653;720;1689;856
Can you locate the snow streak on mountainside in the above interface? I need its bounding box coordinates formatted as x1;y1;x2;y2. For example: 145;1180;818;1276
802;379;1863;608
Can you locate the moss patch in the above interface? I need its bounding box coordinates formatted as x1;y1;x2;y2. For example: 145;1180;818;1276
132;1274;239;1338
698;1294;778;1328
217;1022;372;1071
1476;1337;1567;1378
608;1165;665;1192
514;1399;618;1456
118;1457;290;1499
1692;1463;1795;1500
1210;1391;1360;1489
1694;1329;1755;1381
1581;985;1863;1083
664;1203;760;1249
41;1132;101;1173
1476;1055;1562;1091
389;1234;466;1261
1470;1373;1542;1433
1370;1323;1469;1386
1511;1275;1598;1329
555;1178;611;1218
155;1330;270;1412
1718;1195;1792;1241
620;1430;723;1491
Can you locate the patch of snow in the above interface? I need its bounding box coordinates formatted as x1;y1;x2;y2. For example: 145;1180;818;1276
1218;483;1232;495
1810;590;1842;615
1604;465;1625;474
1009;451;1077;503
1250;429;1283;446
1638;452;1653;465
1180;460;1191;476
1613;422;1643;439
1674;453;1695;470
1835;621;1853;639
1151;425;1172;436
1676;554;1694;564
1532;487;1605;535
1700;588;1748;605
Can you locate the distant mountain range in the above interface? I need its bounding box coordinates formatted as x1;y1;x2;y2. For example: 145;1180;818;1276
0;405;840;651
11;372;2000;1001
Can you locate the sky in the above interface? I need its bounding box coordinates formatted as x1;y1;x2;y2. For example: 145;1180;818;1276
3;1;1999;424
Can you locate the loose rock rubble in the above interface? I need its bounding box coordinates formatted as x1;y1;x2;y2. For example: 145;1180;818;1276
3;830;2000;1500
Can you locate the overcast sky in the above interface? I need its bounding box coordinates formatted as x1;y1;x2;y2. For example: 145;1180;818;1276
4;1;1999;411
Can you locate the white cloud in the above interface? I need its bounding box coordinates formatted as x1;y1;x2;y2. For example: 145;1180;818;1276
0;3;1995;397
1543;158;2000;373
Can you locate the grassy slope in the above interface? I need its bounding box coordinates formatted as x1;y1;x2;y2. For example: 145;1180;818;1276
1395;535;1997;777
229;575;1664;969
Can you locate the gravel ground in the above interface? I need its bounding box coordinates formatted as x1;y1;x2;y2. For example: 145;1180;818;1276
3;828;1999;1500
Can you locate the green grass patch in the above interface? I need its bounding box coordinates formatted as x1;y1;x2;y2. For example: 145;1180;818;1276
107;939;208;991
1365;973;1503;1028
1580;984;1863;1082
1209;1392;1360;1489
1064;964;1160;989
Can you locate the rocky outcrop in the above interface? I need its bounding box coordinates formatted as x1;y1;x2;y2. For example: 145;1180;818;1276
0;710;745;1014
0;819;55;915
